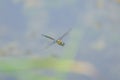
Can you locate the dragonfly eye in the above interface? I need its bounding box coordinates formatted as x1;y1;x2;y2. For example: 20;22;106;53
61;42;65;46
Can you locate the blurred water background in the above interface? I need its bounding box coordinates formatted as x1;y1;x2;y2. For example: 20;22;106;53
0;0;120;80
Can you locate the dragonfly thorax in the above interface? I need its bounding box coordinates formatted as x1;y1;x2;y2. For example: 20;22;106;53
56;40;65;46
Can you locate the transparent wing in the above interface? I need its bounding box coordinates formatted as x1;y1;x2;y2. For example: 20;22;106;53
44;40;56;49
41;34;55;40
58;28;72;40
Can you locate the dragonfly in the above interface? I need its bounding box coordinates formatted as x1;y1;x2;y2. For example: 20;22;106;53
41;28;72;48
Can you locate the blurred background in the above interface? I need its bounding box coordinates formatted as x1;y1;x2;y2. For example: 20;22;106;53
0;0;120;80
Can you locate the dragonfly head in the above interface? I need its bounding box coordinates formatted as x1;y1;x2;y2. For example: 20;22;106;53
60;42;65;46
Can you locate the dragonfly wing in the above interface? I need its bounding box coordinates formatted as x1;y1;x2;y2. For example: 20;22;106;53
44;40;56;49
42;34;55;40
58;28;72;40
